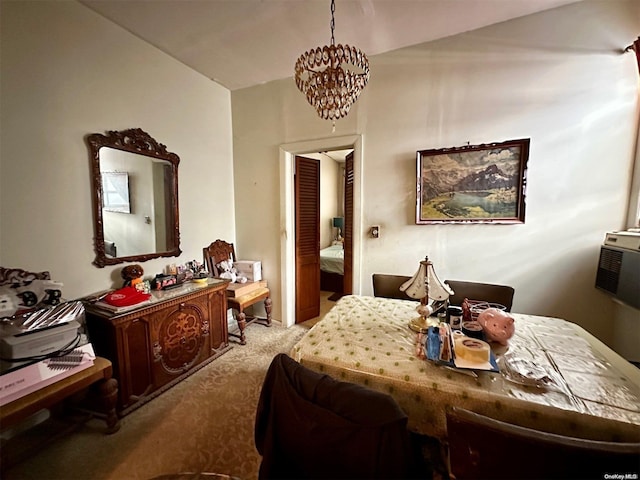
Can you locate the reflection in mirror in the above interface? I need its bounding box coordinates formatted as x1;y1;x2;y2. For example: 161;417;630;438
87;129;181;268
99;150;170;257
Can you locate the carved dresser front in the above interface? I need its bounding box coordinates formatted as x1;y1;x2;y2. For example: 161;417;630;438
85;280;230;415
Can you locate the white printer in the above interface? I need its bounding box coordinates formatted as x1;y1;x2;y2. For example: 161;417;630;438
604;230;640;251
0;301;84;370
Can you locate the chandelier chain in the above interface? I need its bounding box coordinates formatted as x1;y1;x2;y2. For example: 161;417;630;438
330;0;335;46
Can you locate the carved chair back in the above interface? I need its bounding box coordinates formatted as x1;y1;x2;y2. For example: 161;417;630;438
203;240;237;277
0;267;50;286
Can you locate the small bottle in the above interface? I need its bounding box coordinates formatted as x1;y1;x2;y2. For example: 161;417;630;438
447;306;463;330
415;332;426;359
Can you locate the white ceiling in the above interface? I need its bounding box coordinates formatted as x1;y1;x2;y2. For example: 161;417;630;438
81;0;582;91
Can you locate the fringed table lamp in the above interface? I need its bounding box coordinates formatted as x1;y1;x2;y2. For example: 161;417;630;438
400;256;453;333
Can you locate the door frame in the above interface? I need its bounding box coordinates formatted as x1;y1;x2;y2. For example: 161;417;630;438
279;134;363;328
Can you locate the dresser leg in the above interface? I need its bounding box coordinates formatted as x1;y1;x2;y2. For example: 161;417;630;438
98;377;120;433
264;297;272;327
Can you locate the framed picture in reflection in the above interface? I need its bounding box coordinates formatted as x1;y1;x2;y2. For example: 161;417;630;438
416;138;529;224
102;171;131;214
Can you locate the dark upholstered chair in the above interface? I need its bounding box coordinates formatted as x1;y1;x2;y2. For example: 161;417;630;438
372;274;417;301
203;239;271;345
255;353;425;479
444;280;515;311
446;407;640;480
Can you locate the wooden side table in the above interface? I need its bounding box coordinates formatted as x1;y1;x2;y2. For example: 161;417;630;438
0;356;119;434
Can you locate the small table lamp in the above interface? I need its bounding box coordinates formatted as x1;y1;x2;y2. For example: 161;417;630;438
400;256;453;333
332;217;344;241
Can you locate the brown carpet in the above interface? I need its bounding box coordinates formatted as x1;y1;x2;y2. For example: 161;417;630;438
2;322;310;480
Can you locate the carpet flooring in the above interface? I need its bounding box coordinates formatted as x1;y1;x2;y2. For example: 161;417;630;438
2;321;310;480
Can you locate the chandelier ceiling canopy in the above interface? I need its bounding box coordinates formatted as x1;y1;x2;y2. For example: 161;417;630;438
294;0;370;123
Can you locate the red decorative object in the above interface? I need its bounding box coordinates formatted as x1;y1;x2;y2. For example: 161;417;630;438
103;287;150;307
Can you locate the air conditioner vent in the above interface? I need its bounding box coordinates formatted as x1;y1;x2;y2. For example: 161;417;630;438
595;245;640;309
596;248;622;294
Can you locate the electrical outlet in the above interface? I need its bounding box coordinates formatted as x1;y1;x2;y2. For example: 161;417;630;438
370;226;380;238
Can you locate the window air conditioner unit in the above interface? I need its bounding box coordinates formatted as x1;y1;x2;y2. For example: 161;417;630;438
595;232;640;310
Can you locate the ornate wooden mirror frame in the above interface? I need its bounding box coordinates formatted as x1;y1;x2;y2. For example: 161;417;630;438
87;128;181;268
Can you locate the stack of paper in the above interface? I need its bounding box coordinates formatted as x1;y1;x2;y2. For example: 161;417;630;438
0;343;96;406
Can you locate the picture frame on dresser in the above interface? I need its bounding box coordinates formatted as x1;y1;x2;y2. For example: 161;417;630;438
416;138;530;224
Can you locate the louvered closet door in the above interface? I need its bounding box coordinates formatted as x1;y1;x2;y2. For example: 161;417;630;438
343;151;354;295
295;156;320;322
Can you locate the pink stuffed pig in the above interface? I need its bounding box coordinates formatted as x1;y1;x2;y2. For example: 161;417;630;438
477;308;515;345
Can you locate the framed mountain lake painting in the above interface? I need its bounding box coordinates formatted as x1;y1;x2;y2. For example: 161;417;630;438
416;138;530;224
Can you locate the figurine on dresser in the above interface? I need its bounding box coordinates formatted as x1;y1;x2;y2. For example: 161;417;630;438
121;264;144;288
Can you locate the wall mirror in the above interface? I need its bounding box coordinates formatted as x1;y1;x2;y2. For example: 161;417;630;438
87;128;181;268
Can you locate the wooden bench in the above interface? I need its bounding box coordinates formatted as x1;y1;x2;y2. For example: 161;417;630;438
1;356;119;434
227;287;272;345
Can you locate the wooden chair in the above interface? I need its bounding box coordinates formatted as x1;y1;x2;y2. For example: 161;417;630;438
372;274;418;301
203;240;271;345
444;279;515;311
446;407;640;480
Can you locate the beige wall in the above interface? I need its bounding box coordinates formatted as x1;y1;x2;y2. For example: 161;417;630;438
0;1;235;298
1;0;638;351
232;0;640;344
320;157;341;249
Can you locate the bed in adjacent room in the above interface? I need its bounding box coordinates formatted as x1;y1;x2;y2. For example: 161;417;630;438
320;244;344;294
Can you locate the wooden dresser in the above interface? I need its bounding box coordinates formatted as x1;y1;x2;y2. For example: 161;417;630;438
85;280;231;415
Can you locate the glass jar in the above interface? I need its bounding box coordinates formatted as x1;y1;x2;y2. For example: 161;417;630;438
447;305;463;330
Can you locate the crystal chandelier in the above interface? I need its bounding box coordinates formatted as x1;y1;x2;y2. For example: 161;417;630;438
294;0;370;124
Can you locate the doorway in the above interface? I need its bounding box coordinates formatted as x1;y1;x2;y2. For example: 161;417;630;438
279;135;363;328
294;150;353;324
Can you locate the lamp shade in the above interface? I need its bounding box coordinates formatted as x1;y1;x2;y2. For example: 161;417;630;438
400;256;453;302
332;217;344;229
